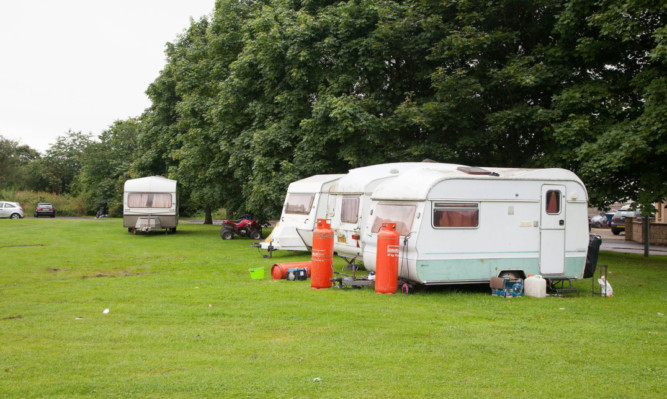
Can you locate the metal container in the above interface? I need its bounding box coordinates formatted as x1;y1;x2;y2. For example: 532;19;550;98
311;219;334;289
375;222;399;294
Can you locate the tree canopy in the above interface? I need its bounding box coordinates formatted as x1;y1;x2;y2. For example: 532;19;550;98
2;0;665;218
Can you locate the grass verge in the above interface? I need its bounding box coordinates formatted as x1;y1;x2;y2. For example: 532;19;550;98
1;219;665;398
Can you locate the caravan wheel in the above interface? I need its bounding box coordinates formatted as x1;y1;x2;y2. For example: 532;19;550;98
499;271;521;279
401;283;414;294
128;228;137;235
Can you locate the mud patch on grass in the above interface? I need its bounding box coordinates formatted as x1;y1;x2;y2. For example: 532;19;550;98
47;268;68;272
0;244;46;249
81;271;153;279
1;314;22;321
131;256;186;261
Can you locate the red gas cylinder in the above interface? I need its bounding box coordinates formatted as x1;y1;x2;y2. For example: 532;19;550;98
311;219;334;289
271;262;312;280
375;222;400;294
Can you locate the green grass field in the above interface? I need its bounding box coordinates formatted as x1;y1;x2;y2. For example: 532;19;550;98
1;219;665;398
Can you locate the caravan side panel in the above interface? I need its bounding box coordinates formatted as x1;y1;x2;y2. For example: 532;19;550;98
414;199;541;283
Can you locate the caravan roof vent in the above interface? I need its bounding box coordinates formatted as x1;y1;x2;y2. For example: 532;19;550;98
457;166;499;176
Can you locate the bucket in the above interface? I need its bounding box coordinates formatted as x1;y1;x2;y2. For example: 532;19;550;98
249;267;264;280
524;275;547;298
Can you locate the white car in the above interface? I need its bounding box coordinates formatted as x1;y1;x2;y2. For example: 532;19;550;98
0;201;25;219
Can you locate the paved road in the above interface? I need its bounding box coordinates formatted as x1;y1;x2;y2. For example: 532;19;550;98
592;227;667;255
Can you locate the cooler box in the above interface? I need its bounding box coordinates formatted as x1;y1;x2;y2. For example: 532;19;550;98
490;277;523;297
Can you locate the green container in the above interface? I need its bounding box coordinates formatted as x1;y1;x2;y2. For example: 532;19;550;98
249;267;264;279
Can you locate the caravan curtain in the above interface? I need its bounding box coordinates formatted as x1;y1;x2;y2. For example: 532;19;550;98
128;193;172;208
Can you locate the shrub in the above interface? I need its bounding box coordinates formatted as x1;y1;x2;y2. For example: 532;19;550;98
0;189;87;216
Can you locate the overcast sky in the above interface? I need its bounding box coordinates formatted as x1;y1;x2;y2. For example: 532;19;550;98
0;0;215;153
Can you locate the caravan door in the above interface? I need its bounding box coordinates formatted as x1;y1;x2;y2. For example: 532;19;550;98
280;192;318;250
540;185;566;274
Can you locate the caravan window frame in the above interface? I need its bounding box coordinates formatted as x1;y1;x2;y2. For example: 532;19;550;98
284;193;315;215
370;203;416;236
432;202;480;229
545;190;562;215
340;196;360;224
127;193;173;209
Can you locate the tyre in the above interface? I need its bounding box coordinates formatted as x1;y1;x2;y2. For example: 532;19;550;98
401;283;414;295
129;228;137;235
249;229;262;240
10;213;21;219
499;271;521;279
611;228;621;235
220;228;234;240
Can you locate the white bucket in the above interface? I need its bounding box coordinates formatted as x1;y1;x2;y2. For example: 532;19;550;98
524;275;547;298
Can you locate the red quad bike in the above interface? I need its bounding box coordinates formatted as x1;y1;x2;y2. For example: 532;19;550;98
219;217;263;240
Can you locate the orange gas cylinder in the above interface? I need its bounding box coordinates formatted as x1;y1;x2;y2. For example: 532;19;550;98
311;219;334;289
271;262;312;280
375;222;400;294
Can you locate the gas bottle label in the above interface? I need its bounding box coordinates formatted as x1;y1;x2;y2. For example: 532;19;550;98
387;245;399;257
312;249;330;261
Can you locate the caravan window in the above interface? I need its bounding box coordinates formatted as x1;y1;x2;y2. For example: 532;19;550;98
128;193;172;208
545;190;561;215
284;193;315;215
341;196;360;223
433;203;479;228
371;204;416;236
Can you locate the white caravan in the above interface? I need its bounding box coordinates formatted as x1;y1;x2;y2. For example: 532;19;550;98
360;165;590;285
260;174;344;252
327;162;459;261
123;176;178;234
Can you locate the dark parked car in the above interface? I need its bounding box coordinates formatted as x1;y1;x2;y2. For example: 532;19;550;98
34;203;56;218
610;205;641;235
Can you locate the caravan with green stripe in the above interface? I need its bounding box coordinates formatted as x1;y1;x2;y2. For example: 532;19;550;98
358;164;591;286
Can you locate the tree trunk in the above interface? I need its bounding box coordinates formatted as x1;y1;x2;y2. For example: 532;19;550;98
204;206;213;225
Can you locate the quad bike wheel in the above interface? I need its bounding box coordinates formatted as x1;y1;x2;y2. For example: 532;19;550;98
249;229;262;240
220;228;234;240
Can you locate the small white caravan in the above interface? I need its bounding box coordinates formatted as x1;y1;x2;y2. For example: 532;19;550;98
360;165;589;285
123;176;178;234
260;174;344;252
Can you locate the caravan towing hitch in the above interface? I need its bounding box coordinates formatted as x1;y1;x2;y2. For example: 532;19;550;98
251;241;274;258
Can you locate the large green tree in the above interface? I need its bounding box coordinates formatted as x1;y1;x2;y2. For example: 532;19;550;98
79;119;139;216
134;0;664;220
547;0;666;213
24;131;92;194
0;135;40;189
